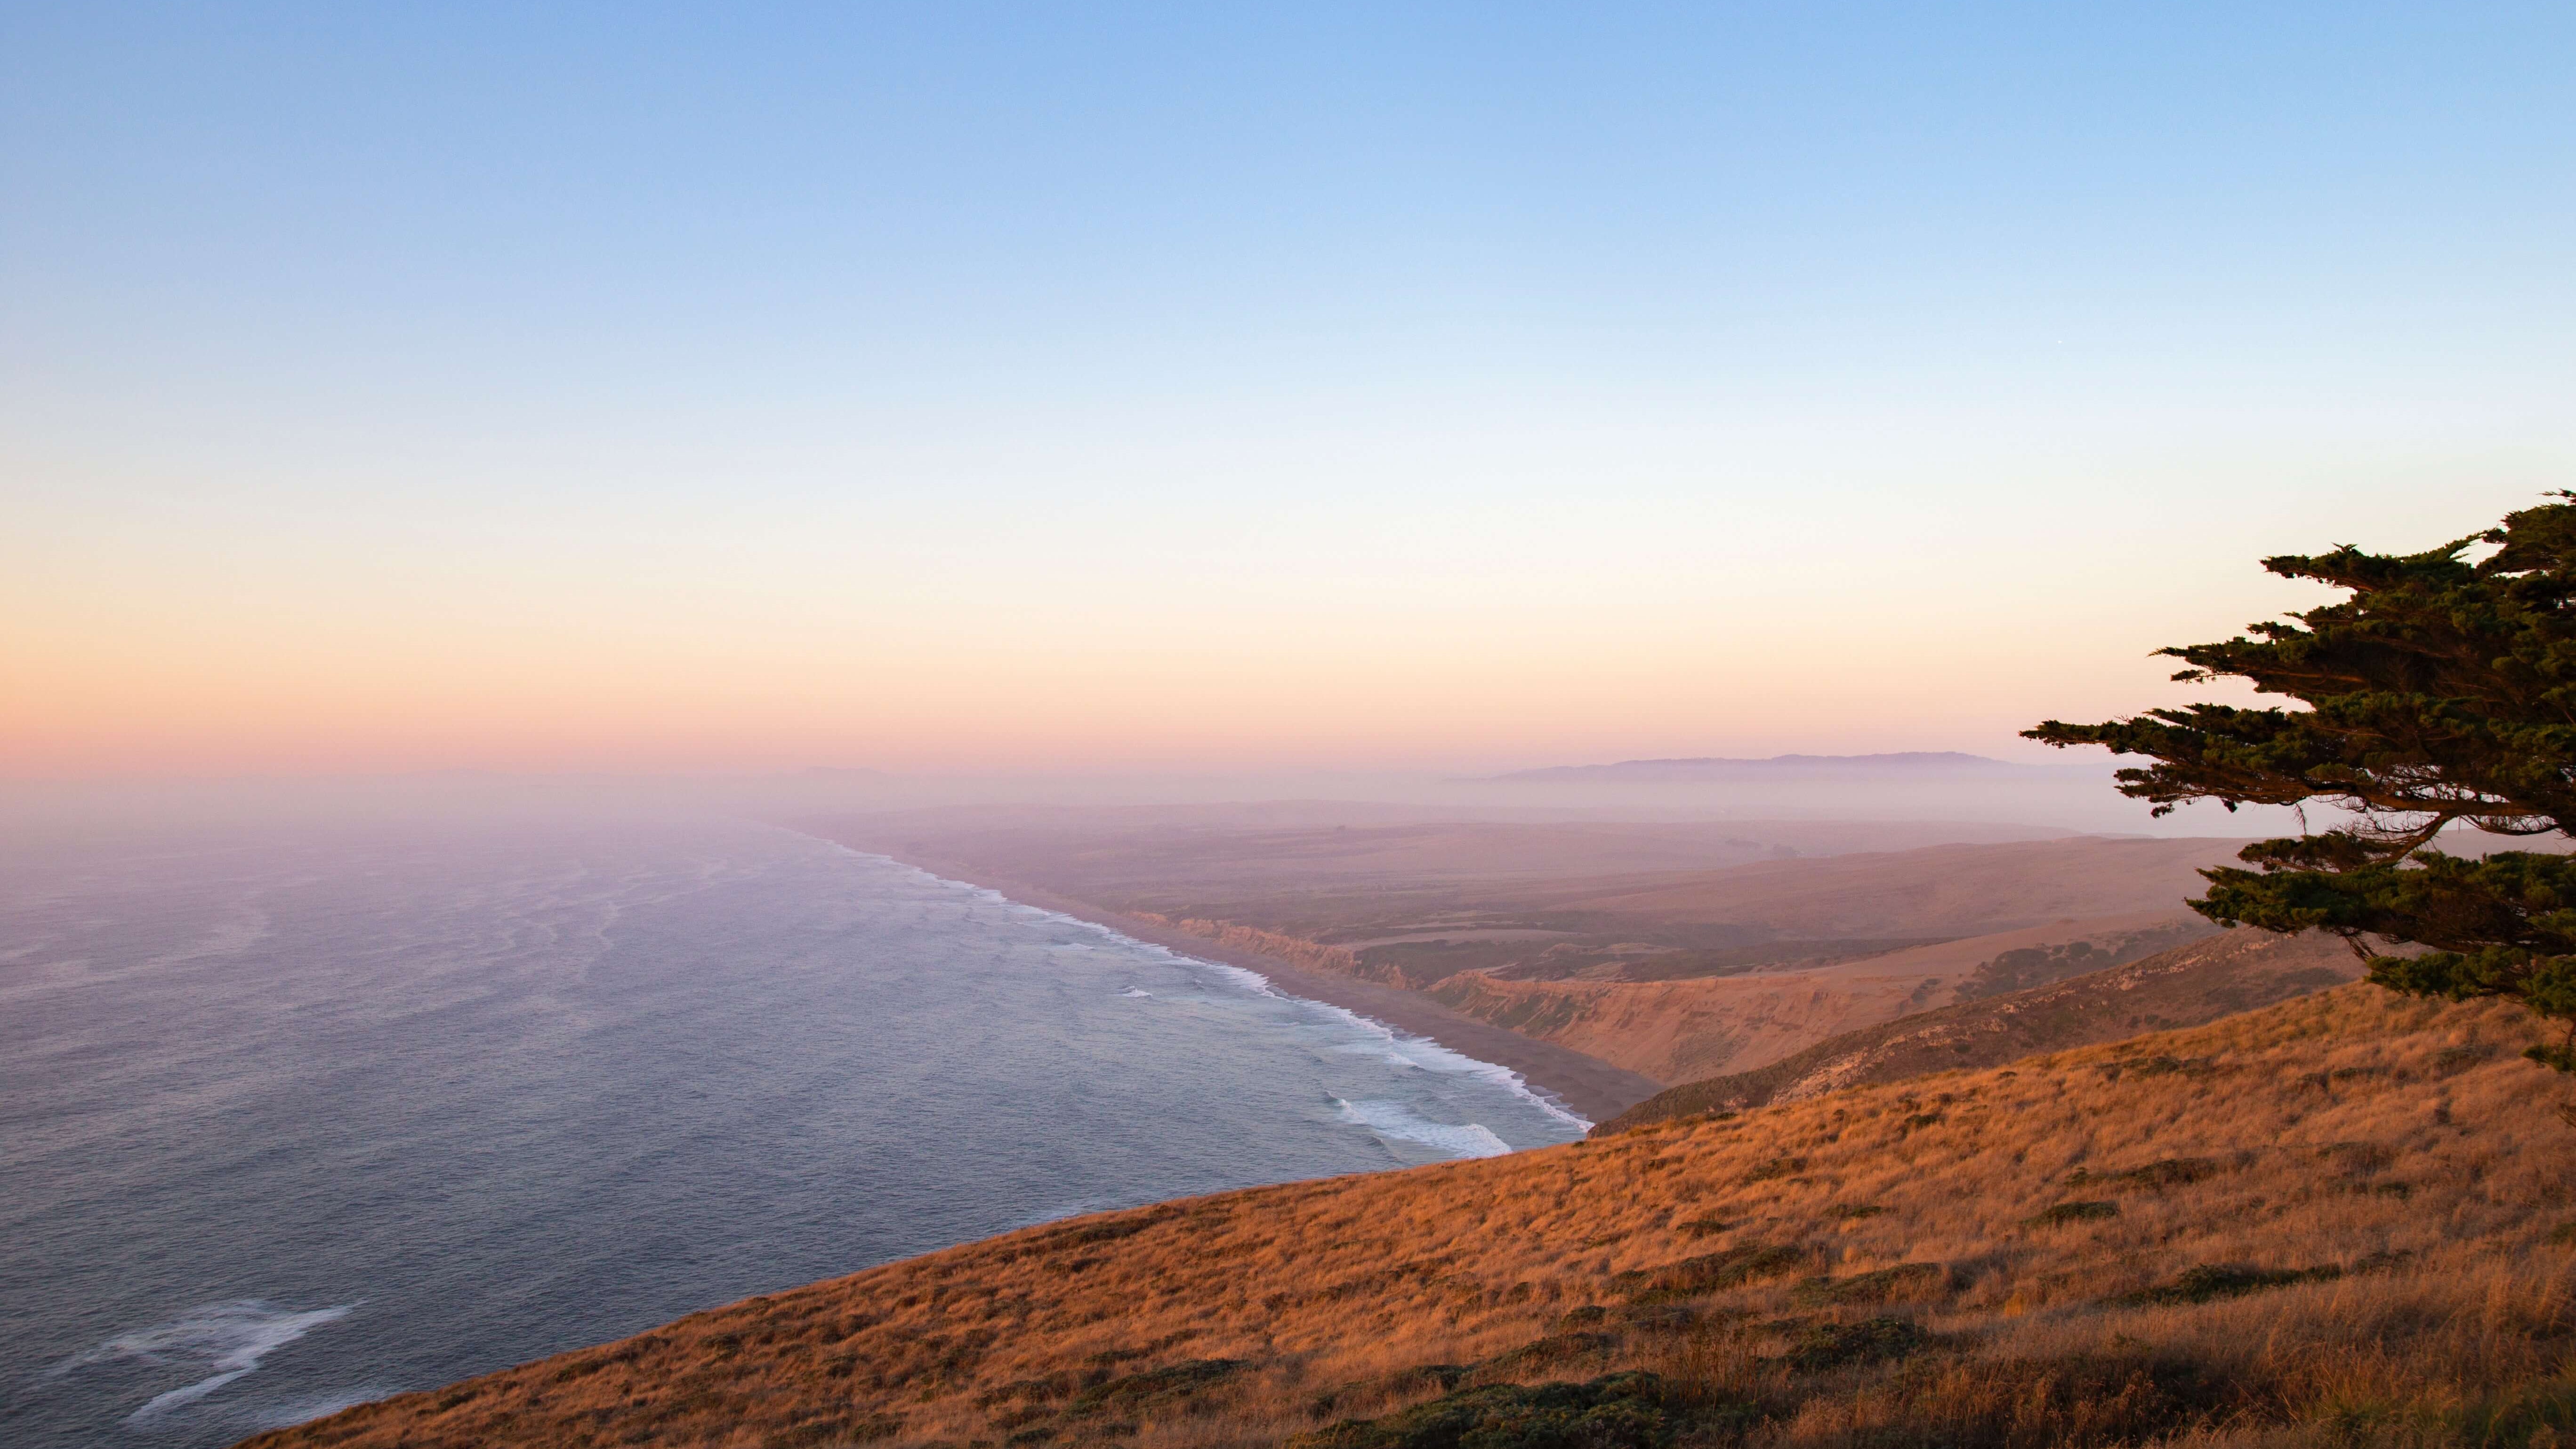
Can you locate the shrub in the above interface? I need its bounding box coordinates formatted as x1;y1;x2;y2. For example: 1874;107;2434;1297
1617;1303;1707;1336
2070;1157;2223;1190
1790;1263;1948;1307
1066;1359;1242;1415
1309;1365;1471;1417
2111;1055;2219;1080
2115;1264;2338;1307
2026;1200;2120;1227
1476;1333;1617;1381
1614;1244;1808;1305
1288;1371;1678;1449
1779;1317;1931;1372
1308;1361;1473;1413
1808;1353;2233;1447
2434;1044;2495;1075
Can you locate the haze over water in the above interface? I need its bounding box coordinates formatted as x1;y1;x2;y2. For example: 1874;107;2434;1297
1;815;1579;1448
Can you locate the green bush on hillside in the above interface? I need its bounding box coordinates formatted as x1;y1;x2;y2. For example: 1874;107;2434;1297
1288;1371;1681;1449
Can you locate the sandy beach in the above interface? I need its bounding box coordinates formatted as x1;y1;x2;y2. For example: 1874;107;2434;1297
806;835;1665;1125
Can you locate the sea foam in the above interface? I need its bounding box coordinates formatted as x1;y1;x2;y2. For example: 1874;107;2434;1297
53;1300;353;1426
1332;1098;1514;1159
841;850;1594;1135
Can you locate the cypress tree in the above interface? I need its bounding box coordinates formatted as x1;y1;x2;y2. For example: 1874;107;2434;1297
2029;495;2576;1069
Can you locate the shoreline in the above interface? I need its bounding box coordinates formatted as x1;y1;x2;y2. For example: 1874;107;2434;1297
790;828;1664;1125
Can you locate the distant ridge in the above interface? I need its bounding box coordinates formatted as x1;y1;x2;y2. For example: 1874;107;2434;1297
1487;751;2018;782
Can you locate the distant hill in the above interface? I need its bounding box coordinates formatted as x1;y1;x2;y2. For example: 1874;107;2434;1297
1487;751;2023;782
1523;836;2233;939
1591;927;2361;1134
245;983;2559;1449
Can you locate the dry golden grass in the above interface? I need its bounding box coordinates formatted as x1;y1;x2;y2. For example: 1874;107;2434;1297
245;984;2576;1449
1596;927;2363;1129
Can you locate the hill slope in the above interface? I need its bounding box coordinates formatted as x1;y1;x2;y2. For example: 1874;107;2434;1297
250;985;2573;1449
1411;911;2215;1085
1594;927;2362;1133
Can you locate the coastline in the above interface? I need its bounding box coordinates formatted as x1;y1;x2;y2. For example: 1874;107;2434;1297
790;828;1665;1125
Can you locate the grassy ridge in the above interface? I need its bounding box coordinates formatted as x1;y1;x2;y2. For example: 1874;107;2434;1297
1594;927;2360;1133
245;984;2573;1449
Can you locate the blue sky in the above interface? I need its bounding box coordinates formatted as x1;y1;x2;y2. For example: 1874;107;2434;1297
5;4;2570;773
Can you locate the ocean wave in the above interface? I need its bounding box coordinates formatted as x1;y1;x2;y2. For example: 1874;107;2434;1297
53;1299;354;1425
811;846;1594;1135
1249;983;1589;1134
1332;1098;1513;1159
1350;1020;1592;1133
128;1369;257;1424
1152;958;1589;1133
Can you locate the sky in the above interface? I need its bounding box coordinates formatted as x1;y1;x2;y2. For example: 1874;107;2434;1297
4;3;2570;778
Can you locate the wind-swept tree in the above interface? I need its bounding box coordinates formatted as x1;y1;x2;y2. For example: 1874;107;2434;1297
2028;495;2576;1069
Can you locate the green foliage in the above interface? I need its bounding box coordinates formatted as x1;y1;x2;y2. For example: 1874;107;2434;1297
2115;1264;2339;1307
1789;1263;1948;1306
1065;1359;1241;1415
1612;1244;1807;1304
1960;939;2103;1000
1779;1317;1931;1372
1476;1333;1616;1380
2028;495;2576;1067
1287;1372;1678;1449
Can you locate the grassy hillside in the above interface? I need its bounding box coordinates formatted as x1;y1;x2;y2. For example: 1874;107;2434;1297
1595;927;2362;1133
1406;911;2207;1086
248;984;2574;1449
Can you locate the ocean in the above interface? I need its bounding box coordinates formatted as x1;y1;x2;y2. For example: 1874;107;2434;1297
0;813;1583;1448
